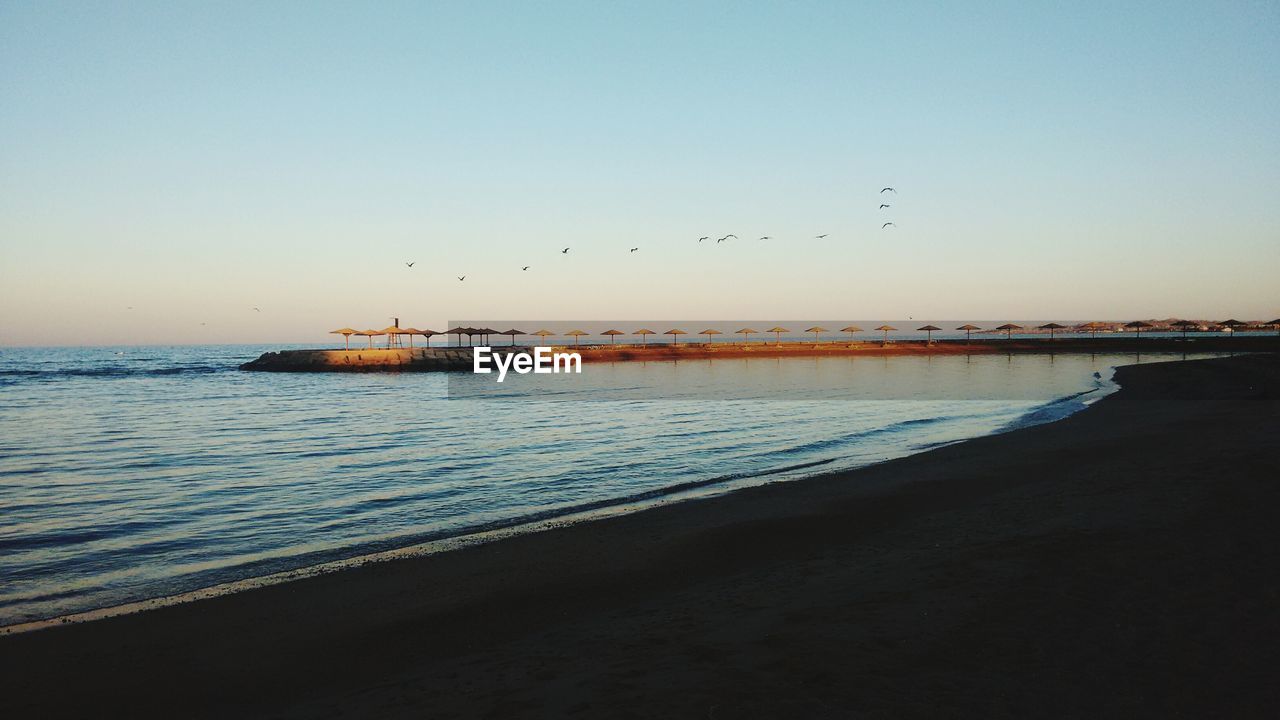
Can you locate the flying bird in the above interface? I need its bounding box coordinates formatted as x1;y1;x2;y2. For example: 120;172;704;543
758;236;771;240
522;266;530;271
880;187;896;194
629;247;639;253
561;247;570;254
879;204;891;209
882;222;896;229
457;276;466;281
405;262;415;267
252;307;261;312
698;236;709;242
815;234;828;239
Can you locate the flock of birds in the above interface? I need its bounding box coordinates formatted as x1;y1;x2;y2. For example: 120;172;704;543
127;188;904;313
405;187;902;284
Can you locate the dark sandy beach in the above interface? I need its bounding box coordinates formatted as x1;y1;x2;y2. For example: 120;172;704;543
3;354;1278;718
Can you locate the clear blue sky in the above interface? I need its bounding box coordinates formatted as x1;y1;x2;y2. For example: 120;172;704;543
2;1;1277;345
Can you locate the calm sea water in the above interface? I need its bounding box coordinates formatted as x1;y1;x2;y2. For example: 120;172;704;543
0;344;1203;625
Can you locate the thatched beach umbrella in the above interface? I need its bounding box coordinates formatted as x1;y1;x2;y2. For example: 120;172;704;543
699;328;723;344
1038;322;1066;340
664;328;687;345
329;327;357;350
531;329;555;345
399;327;424;348
766;326;790;344
840;325;864;342
736;327;760;343
355;329;384;349
1125;320;1153;339
874;324;897;345
601;329;625;345
633;328;656;346
379;326;404;349
956;324;980;343
917;324;941;343
565;329;588;346
1219;319;1245;337
805;326;828;343
445;326;469;346
1269;319;1280;336
476;328;502;345
1171;319;1197;340
500;328;526;346
1077;321;1108;338
995;323;1022;340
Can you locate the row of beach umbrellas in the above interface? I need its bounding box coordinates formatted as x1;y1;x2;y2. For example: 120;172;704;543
329;320;1278;349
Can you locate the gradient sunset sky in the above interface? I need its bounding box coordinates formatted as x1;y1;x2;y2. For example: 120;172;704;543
2;1;1277;346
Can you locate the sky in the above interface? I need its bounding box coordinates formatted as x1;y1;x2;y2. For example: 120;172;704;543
1;1;1277;346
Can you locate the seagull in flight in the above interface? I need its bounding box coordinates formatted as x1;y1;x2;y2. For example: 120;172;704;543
879;204;891;209
457;276;466;281
252;307;261;312
522;266;530;271
815;234;828;239
698;236;709;242
882;222;896;229
405;262;415;267
561;247;570;254
630;247;639;253
758;236;771;240
880;187;896;194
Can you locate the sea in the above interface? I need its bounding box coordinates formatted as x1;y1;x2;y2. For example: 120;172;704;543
0;342;1218;625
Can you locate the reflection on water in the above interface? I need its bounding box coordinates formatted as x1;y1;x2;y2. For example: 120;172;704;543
0;345;1216;624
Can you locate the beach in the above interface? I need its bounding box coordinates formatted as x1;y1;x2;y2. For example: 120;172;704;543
3;353;1278;717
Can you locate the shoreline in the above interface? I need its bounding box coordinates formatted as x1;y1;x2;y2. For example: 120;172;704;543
3;354;1278;716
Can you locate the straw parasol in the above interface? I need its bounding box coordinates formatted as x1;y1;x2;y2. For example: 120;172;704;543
1038;322;1066;340
445;326;469;346
379;326;404;349
805;326;828;343
564;329;588;346
664;329;687;345
354;329;384;349
601;329;625;345
736;327;760;343
399;327;424;348
874;324;897;345
476;328;501;345
766;326;790;344
499;328;526;346
956;324;980;343
699;328;723;344
1078;321;1108;338
1170;319;1197;340
840;325;864;342
1269;319;1280;336
995;323;1022;340
1124;320;1153;339
917;324;941;343
531;329;555;345
633;328;656;346
1218;319;1245;337
329;327;357;350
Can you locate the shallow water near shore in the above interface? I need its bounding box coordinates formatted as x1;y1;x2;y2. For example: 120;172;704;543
0;345;1223;624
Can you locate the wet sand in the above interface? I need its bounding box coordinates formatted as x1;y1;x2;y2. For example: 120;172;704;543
3;354;1278;718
